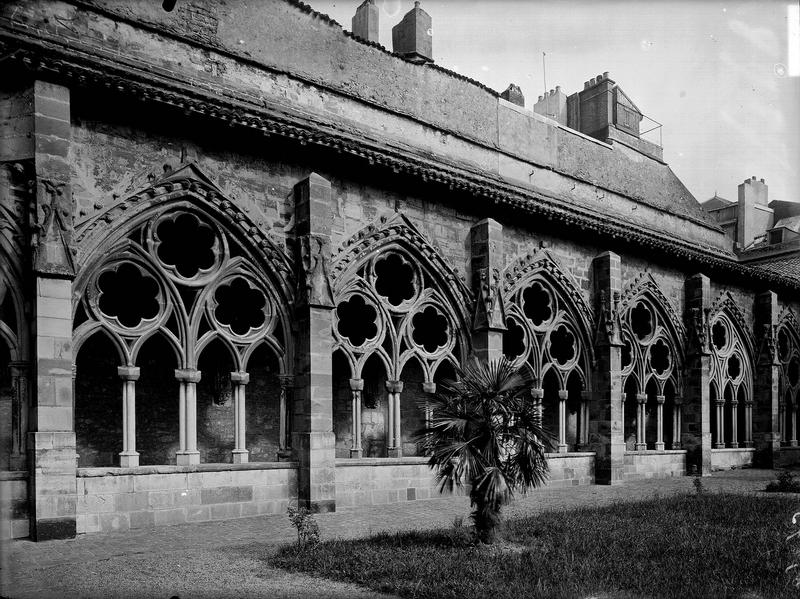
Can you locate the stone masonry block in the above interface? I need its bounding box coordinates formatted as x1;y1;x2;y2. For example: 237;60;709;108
153;508;187;527
99;512;130;533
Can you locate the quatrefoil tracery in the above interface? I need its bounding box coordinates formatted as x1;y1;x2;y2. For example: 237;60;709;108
504;275;590;391
77;208;285;369
620;298;680;395
708;312;751;401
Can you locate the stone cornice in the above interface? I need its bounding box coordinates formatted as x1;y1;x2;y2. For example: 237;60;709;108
2;27;798;294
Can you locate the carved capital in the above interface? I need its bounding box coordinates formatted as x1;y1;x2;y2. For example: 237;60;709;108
230;371;250;385
349;378;364;392
117;366;141;381
175;368;202;383
385;380;404;394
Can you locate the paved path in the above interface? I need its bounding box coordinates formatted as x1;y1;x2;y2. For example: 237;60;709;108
0;469;780;598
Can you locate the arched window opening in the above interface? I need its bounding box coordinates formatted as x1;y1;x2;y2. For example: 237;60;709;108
74;202;291;468
644;378;659;450
197;338;236;464
244;345;282;462
332;350;355;459
542;369;560;451
624;377;639;451
0;341;14;471
75;333;122;467
710;384;719;448
361;354;389;458
136;334;180;466
399;359;427;457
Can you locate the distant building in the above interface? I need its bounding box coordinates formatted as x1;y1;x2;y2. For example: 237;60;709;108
1;0;798;542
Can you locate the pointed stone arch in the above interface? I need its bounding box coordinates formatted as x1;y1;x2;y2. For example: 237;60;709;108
71;164;296;467
501;249;594;391
331;212;472;381
707;291;754;448
73;163;295;374
776;308;800;439
619;273;686;395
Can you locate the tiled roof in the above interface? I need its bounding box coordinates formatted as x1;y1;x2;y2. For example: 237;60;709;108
751;255;800;283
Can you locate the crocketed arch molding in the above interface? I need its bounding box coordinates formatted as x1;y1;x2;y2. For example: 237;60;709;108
72;163;294;374
707;291;754;402
0;201;28;361
330;212;472;381
618;273;686;396
501;249;595;391
776;308;800;406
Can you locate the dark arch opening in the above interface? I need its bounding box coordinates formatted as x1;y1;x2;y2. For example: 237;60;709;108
710;384;719;447
361;353;389;457
664;380;676;450
399;358;427;457
644;378;658;450
565;370;583;451
541;369;560;451
75;333;122;467
136;334;180;465
245;344;282;462
0;340;13;470
332;350;354;458
623;377;639;450
197;338;236;463
723;384;734;448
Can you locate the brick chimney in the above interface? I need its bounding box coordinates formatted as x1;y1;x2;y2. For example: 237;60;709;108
737;176;773;248
500;84;525;107
533;86;567;125
352;0;379;44
392;1;432;64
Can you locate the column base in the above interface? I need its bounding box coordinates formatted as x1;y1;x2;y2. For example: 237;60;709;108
276;448;293;461
791;441;799;447
232;449;249;464
744;441;754;448
714;443;725;449
634;443;647;451
387;447;402;458
176;451;200;465
670;442;682;450
729;442;739;449
118;451;140;468
655;442;665;451
557;444;568;454
350;448;363;458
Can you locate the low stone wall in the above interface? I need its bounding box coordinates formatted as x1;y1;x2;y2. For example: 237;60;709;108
335;453;596;508
76;463;297;534
335;458;441;508
622;450;687;481
544;452;595;487
0;471;29;539
777;447;800;468
710;448;755;471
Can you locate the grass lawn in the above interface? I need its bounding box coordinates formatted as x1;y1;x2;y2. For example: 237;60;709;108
273;492;800;599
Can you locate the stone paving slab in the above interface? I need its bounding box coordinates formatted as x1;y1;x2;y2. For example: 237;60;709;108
0;469;782;599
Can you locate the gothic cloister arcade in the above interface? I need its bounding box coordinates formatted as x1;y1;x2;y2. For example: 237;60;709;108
330;214;471;458
71;168;295;468
501;251;594;453
777;312;800;447
707;296;755;451
618;277;686;453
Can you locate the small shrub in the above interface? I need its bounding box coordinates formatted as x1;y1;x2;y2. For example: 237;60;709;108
766;470;800;493
692;475;705;495
287;504;320;548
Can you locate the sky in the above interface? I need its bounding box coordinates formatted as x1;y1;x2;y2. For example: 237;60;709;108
312;0;800;206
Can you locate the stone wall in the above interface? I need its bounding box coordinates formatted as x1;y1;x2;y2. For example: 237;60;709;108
544;453;596;487
710;448;755;471
75;464;296;534
334;458;440;508
622;450;687;481
0;472;28;539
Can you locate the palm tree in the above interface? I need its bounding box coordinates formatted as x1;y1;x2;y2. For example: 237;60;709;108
417;357;553;544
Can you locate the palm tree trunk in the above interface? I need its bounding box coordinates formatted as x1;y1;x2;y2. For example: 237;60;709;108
470;486;501;544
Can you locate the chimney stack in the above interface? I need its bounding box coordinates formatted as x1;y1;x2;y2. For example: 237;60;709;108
736;176;772;248
500;83;525;107
533;85;567;125
352;0;379;44
392;1;433;64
